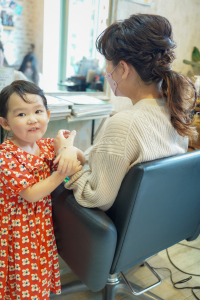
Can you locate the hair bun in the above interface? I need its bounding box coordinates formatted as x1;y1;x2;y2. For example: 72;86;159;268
151;37;176;51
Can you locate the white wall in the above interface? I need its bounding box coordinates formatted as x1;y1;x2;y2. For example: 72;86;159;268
2;0;35;66
42;0;60;90
33;0;44;73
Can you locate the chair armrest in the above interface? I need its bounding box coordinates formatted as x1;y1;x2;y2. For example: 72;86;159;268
51;183;117;292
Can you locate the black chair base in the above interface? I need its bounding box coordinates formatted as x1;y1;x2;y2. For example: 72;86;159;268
50;273;163;300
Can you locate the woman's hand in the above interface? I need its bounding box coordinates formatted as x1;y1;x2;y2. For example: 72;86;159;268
54;130;76;154
66;159;82;177
53;146;79;175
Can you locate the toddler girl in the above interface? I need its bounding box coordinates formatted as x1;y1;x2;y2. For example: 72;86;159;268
0;80;85;299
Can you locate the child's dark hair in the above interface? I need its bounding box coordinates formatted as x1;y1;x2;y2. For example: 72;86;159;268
96;14;197;139
0;80;48;118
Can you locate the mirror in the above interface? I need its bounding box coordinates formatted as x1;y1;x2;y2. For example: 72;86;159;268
0;0;111;93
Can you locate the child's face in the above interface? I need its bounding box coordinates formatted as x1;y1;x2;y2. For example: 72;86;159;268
4;93;50;145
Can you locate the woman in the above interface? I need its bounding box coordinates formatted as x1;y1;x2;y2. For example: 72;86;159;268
54;14;197;211
19;52;40;86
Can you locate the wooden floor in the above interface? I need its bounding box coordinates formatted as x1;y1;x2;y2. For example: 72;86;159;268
51;235;200;300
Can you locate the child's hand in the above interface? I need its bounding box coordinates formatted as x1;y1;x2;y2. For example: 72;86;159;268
53;146;79;175
54;130;76;154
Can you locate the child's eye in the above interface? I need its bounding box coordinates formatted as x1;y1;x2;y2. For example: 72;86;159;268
18;113;25;117
35;110;42;114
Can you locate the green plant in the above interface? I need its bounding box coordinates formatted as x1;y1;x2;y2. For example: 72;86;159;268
183;46;200;68
192;47;200;62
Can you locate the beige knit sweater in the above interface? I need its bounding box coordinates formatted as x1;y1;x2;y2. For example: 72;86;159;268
65;98;188;211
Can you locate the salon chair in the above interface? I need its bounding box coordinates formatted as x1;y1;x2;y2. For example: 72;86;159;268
51;150;200;300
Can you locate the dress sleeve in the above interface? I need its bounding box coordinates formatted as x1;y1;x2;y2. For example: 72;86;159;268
40;137;55;155
0;153;36;197
40;138;58;172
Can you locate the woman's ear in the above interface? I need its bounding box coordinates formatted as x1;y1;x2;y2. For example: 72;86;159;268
0;117;11;131
120;61;130;80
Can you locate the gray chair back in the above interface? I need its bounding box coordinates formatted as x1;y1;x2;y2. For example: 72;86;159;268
107;151;200;274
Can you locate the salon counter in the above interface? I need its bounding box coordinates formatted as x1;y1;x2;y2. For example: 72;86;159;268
44;118;101;151
43;91;111;151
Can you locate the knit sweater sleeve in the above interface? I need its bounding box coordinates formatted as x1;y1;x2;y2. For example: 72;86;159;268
64;112;137;211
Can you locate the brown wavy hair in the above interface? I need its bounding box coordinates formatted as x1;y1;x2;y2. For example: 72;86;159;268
96;14;197;139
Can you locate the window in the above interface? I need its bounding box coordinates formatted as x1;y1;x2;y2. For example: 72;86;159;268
58;0;111;92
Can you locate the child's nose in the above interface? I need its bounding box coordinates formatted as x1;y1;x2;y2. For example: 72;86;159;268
28;115;38;124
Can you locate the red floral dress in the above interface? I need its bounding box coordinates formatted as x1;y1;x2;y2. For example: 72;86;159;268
0;139;61;300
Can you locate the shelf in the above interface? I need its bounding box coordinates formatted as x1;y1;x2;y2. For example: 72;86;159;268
3;25;16;31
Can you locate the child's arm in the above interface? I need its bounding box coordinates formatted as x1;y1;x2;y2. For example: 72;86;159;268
19;161;82;203
53;146;86;175
53;129;86;175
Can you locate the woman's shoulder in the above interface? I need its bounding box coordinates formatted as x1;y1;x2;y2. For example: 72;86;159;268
92;109;138;157
107;108;137;126
105;104;149;136
108;98;166;123
101;99;168;145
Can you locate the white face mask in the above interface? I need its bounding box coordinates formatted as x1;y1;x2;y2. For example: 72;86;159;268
105;63;126;97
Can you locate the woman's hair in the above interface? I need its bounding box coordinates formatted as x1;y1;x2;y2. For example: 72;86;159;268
0;80;48;119
19;53;39;86
96;14;197;139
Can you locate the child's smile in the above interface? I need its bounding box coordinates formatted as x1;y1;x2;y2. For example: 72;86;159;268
28;127;40;132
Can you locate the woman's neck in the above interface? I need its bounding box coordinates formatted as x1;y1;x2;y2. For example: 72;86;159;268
10;138;40;156
129;80;162;105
